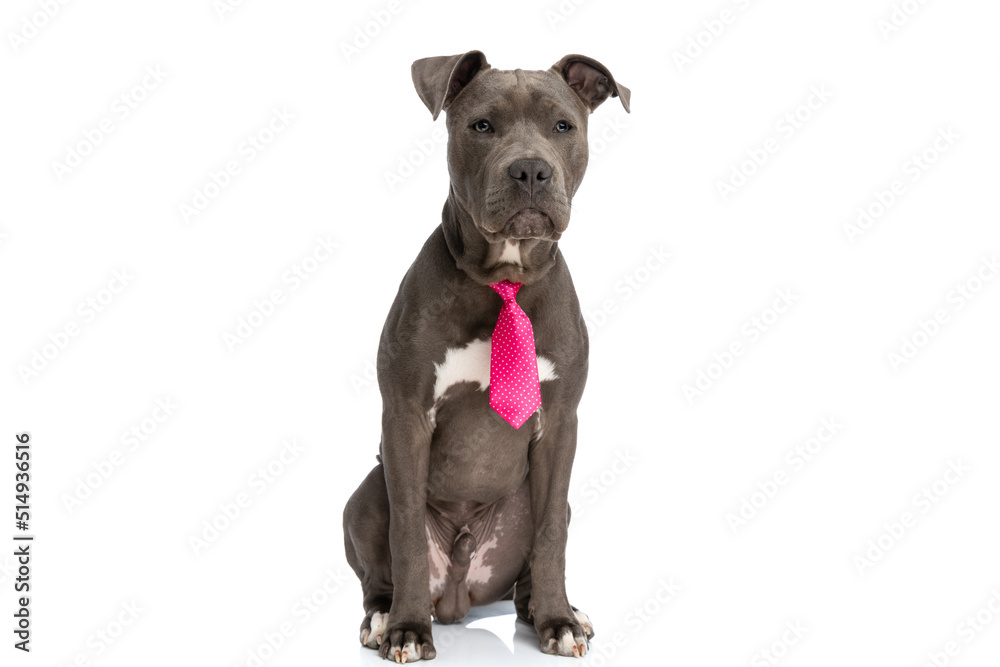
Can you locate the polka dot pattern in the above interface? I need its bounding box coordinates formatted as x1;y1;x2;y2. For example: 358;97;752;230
488;280;542;429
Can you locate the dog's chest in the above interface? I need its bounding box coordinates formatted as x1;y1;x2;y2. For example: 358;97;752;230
427;337;557;425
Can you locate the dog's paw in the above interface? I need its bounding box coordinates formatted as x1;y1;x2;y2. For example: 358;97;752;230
536;617;590;658
573;609;595;639
360;610;390;649
377;620;435;663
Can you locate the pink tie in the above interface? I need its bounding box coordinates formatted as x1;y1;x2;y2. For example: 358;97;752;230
489;280;542;429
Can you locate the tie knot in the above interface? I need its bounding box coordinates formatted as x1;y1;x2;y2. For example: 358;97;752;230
490;280;522;302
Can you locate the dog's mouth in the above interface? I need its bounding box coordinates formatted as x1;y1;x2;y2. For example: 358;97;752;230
480;208;560;243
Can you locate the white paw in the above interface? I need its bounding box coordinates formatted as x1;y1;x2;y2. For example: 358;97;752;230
574;609;594;638
398;638;422;663
361;611;389;649
542;623;589;658
556;626;588;658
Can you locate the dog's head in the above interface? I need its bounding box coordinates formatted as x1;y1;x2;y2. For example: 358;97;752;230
411;51;630;246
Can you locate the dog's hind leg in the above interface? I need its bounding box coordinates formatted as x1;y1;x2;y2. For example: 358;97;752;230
343;462;398;651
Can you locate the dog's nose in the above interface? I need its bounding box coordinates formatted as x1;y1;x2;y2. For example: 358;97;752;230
508;158;552;195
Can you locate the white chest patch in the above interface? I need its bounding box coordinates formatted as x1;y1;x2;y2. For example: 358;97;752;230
431;337;557;402
498;240;522;266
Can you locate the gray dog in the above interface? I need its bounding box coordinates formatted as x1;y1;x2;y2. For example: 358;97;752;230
343;50;629;662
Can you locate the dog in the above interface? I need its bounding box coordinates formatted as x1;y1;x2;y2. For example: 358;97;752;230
343;50;630;662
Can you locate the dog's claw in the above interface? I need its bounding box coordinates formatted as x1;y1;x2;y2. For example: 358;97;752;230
380;628;430;663
574;609;594;639
360;611;389;650
541;618;590;657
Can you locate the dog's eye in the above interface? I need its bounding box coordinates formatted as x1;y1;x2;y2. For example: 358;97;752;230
555;120;572;133
473;119;493;133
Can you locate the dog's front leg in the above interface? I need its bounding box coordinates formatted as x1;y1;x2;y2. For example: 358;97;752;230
379;404;436;662
525;411;592;657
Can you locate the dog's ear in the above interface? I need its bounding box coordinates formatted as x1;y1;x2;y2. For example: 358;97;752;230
551;54;630;114
411;50;490;120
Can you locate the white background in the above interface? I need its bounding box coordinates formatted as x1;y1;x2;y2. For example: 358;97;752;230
2;0;999;665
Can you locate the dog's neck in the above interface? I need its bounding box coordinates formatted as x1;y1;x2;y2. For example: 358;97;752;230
441;188;559;286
